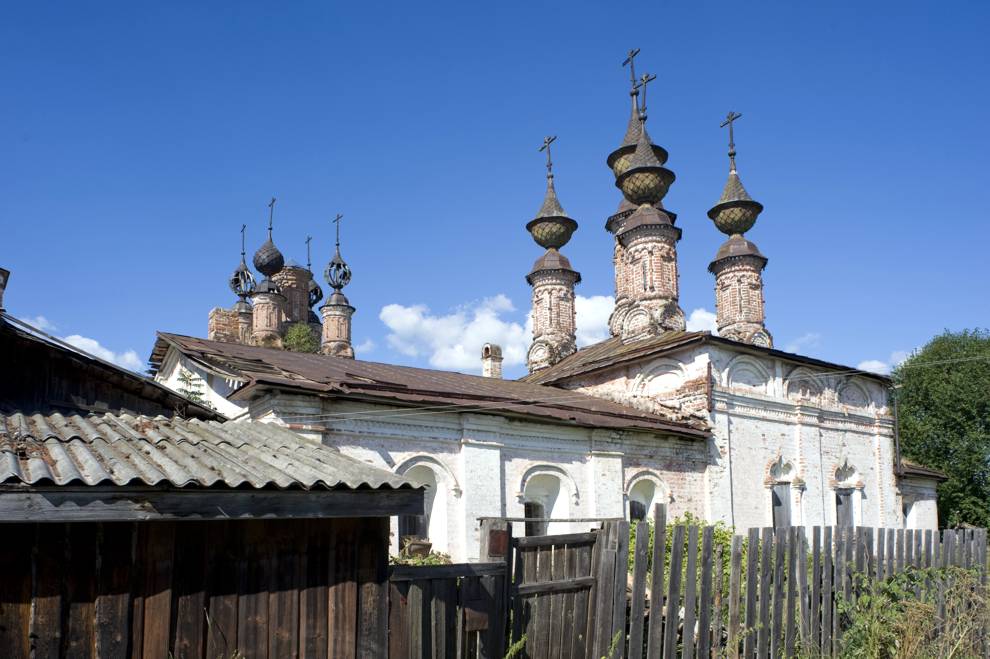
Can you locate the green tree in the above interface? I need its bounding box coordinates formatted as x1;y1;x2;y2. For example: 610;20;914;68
283;322;320;353
176;367;206;404
892;329;990;527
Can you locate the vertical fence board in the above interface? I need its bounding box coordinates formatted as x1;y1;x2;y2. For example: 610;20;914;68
612;522;630;659
769;530;785;659
822;527;833;657
682;526;699;659
30;525;66;659
593;523;617;659
662;525;685;659
833;528;846;648
742;528;760;659
797;527;810;649
646;505;667;659
628;522;650;659
711;541;725;659
811;526;821;653
695;527;714;659
757;528;773;659
727;535;743;659
785;527;798;657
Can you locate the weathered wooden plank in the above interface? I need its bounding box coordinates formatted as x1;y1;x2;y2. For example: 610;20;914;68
757;527;773;659
611;521;630;659
896;528;905;573
357;519;389;659
515;575;596;596
822;527;833;656
0;523;33;658
533;545;552;659
300;523;328;659
696;526;714;659
387;581;408;659
834;527;846;646
172;522;208;659
238;521;271;659
863;527;875;583
130;524;146;658
514;532;598;548
30;524;66;659
726;535;743;659
905;529;915;570
510;538;525;648
875;527;886;581
269;522;301;659
558;545;576;659
389;563;507;581
662;524;685;659
522;545;539;658
483;571;508;659
573;542;592;659
329;519;358;658
141;522;175;659
797;527;811;649
646;504;667;659
408;578;429;659
811;526;822;653
843;527;854;602
95;523;134;659
742;528;760;659
711;541;725;659
885;528;895;580
430;576;457;659
682;526;699;659
628;522;650;659
784;528;798;657
769;529;785;659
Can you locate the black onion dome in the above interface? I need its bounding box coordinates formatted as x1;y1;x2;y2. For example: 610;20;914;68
253;238;285;277
308;276;324;307
229;259;256;298
324;247;352;291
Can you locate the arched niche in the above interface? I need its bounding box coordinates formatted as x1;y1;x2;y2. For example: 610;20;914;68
395;455;461;554
837;380;871;409
632;360;687;398
785;367;824;403
723;355;771;395
625;472;669;521
518;465;578;536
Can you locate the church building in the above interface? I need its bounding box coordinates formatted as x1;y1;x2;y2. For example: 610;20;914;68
151;52;941;561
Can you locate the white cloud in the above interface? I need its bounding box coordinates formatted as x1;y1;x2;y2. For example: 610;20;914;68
379;293;617;372
857;349;914;375
18;315;57;332
62;334;144;372
686;308;718;334
575;295;614;346
380;294;529;371
785;332;822;354
354;338;376;354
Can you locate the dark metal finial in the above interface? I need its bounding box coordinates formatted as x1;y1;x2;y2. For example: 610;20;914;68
634;73;657;121
622;48;641;116
305;236;313;271
267;197;277;238
240;224;247;259
332;213;344;248
720;111;743;172
539;135;557;179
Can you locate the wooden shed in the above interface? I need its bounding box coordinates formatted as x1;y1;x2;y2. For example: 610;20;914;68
0;313;422;658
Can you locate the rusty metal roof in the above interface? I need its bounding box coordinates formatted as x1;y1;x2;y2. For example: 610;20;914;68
149;333;709;438
0;411;414;490
899;460;948;482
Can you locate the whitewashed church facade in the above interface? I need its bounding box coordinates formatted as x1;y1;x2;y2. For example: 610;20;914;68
152;52;940;561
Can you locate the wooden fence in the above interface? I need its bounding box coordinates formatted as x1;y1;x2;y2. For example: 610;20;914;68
387;563;508;658
583;506;988;659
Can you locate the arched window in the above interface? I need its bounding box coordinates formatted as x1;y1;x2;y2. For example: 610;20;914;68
628;478;659;522
398;464;449;553
834;460;861;529
523;473;563;537
768;457;796;529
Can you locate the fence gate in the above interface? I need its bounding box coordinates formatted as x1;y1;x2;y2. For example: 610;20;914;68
507;526;625;659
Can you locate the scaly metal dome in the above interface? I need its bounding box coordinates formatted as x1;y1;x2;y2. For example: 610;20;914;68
707;111;764;236
615;118;675;206
229;259;256;299
253;238;285;278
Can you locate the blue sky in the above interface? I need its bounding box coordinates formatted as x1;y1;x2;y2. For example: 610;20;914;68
1;1;986;378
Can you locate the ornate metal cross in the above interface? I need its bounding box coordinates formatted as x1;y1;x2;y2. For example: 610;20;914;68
332;213;344;248
634;73;657;120
720;111;743;169
267;196;277;237
240;224;247;258
539;135;557;178
623;48;642;114
305;235;313;270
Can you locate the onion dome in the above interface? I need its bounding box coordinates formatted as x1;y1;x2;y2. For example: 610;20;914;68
229;226;257;305
708;112;764;236
324;214;352;292
526;248;582;285
526;175;578;249
606;91;669;176
615;118;676;206
526;136;579;250
253;238;285;277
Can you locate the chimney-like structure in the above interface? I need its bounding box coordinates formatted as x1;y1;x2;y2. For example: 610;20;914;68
707;112;772;347
209;226;256;343
251;199;287;347
605;57;685;341
272;263;311;326
526;137;581;373
320;214;355;358
481;343;503;378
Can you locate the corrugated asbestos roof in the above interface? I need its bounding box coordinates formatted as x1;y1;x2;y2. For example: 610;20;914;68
0;411;414;490
149;333;709;438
